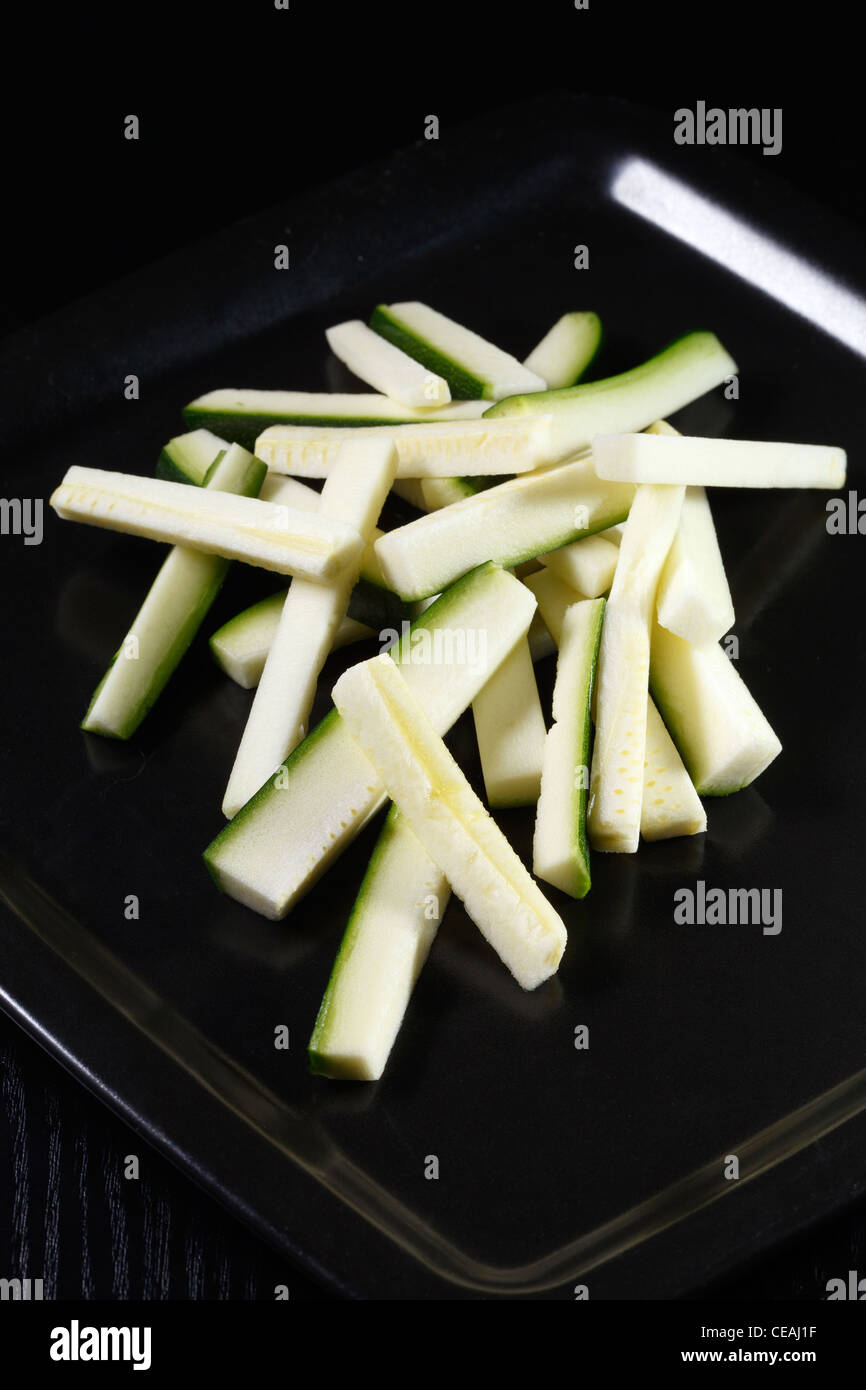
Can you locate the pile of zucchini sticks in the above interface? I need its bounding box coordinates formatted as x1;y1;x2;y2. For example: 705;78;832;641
50;303;846;1079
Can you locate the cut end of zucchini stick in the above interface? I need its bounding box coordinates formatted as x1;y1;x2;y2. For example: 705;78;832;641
211;600;369;686
83;548;228;738
308;808;449;1081
656;486;735;644
646;420;735;644
254;415;552;480
641;698;707;840
650;622;782;795
210;591;287;689
326;318;452;408
50;466;364;581
523;311;602;389
390;478;430;510
419;476;481;510
539;532;619;598
81;442;263;739
210;590;371;689
472;637;547;808
533;598;605;898
523;568;587;648
157;428;228;486
593;432;847;489
331;654;566;990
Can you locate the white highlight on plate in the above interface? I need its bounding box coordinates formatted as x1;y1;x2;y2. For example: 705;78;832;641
611;157;866;360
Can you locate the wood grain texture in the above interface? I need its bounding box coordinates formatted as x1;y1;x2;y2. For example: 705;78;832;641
0;1017;331;1300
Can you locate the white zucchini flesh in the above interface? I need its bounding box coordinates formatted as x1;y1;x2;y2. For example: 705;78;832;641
204;563;537;919
370;300;546;401
523;570;704;834
391;312;579;509
402;311;599;509
214;569;552;693
222;441;397;819
209;470;399;690
419;476;480;510
374;458;635;601
523;312;602;388
539;532;620;598
183;387;488;444
50;467;363;581
331;655;566;991
486;332;737;462
210;591;371;689
326;319;451;407
641;698;707;841
592;431;847;488
656;486;735;643
587;606;652;854
258;472;388;590
647;418;735;644
522;568;587;646
650;621;782;795
82;443;265;739
308;807;449;1080
608;483;686;618
157;428;228;486
533;598;605;898
471;636;547;808
588;484;685;853
257;473;323;508
254;415;552;480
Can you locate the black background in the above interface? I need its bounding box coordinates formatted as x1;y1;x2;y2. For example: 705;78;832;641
2;0;864;1301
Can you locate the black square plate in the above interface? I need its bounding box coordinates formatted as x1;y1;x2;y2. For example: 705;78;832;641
2;95;865;1299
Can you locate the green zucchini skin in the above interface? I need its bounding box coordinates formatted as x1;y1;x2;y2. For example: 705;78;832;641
156;445;203;485
649;622;781;796
568;600;605;898
571;311;603;383
532;598;605;899
370;305;487;400
81;562;230;739
524;310;603;389
203;562;535;918
182;406;422;452
81;445;265;739
307;805;444;1080
374;459;634;603
157;429;228;486
485;331;738;463
345;576;406;631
